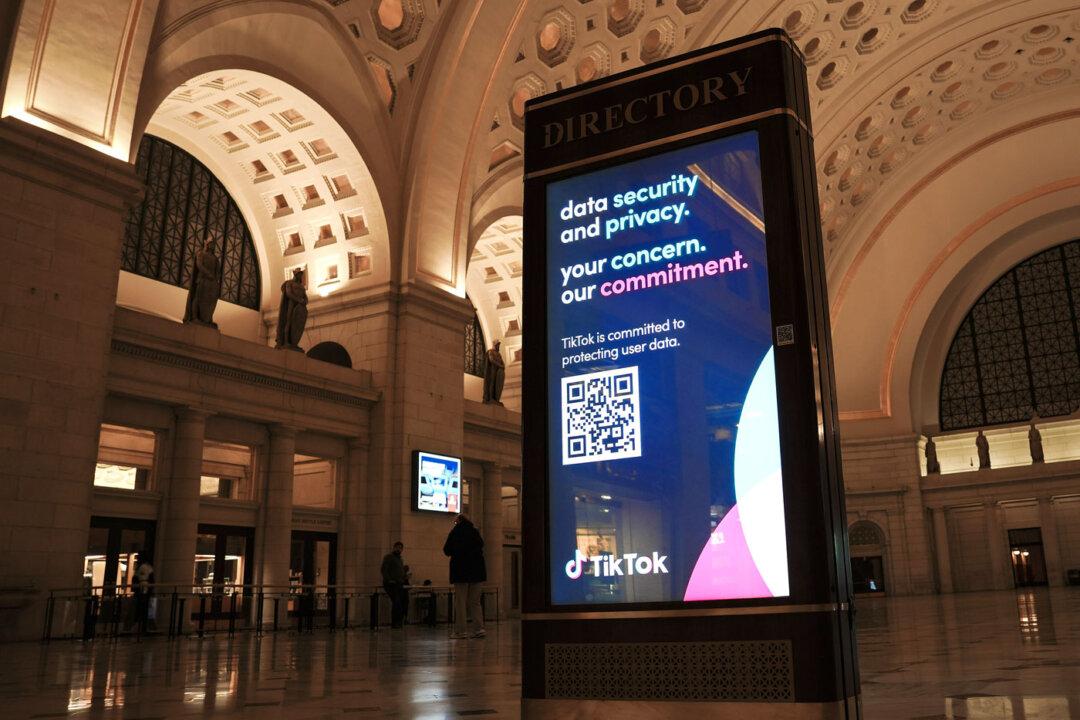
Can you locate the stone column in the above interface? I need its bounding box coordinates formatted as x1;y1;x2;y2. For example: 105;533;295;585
157;408;210;587
263;425;297;593
931;507;953;594
341;438;369;622
1038;498;1063;586
482;462;505;619
0;119;141;640
983;500;1011;590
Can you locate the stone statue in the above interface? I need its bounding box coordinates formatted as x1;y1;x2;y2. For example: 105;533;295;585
1029;420;1044;464
976;430;991;469
183;238;221;327
483;339;505;404
275;268;308;351
925;437;940;474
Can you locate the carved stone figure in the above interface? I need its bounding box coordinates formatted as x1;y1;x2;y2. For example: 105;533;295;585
925;437;940;474
483;339;505;404
976;430;991;469
1029;421;1044;464
183;238;221;327
275;268;308;351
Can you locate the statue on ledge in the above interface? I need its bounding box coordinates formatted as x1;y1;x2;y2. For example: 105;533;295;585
976;430;991;469
275;268;308;351
925;437;940;475
1029;419;1044;464
183;238;221;327
483;339;505;404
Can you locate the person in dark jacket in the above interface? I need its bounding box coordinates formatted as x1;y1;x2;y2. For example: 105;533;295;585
443;514;486;638
380;541;408;628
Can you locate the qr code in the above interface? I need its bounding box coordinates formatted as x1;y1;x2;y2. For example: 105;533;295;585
562;366;642;466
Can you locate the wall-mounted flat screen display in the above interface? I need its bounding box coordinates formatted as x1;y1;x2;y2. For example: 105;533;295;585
546;131;789;605
413;451;462;514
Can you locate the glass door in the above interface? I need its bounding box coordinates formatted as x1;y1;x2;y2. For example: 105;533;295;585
1009;527;1049;587
289;531;337;615
83;517;156;596
193;525;254;617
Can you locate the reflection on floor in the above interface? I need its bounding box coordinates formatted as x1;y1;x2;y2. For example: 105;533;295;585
858;588;1080;719
3;589;1080;718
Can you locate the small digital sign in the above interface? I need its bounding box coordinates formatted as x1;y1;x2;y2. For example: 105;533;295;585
546;131;788;605
413;451;462;514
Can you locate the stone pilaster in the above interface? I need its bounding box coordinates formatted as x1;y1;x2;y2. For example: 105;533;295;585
157;407;210;587
482;462;505;618
388;283;473;586
1038;498;1063;586
931;506;953;594
341;438;369;600
983;500;1011;590
263;425;298;592
0;118;141;640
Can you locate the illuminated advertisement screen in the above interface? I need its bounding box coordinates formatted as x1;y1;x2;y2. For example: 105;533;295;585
414;451;462;514
547;131;788;604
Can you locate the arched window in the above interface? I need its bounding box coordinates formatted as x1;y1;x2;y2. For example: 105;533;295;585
940;238;1080;430
121;135;261;310
464;311;487;377
848;521;885;547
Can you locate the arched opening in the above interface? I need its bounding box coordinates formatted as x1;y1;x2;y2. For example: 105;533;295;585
465;216;523;409
306;341;353;368
940;237;1080;431
123;69;391;341
848;520;887;595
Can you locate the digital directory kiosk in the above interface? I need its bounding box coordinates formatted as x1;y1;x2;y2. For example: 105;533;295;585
521;30;860;718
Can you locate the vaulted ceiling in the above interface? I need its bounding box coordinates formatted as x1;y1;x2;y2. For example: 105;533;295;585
4;0;1077;429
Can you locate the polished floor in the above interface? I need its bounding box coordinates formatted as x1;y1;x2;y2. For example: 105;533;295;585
4;589;1080;719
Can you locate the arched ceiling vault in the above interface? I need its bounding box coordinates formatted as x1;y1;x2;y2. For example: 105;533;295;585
450;0;1080;428
147;69;391;310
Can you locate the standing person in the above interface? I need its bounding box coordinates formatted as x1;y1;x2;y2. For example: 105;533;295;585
133;555;155;633
380;542;408;629
443;514;487;639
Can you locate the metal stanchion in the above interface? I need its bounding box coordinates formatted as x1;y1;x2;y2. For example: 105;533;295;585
343;596;350;630
41;595;54;642
197;595;207;638
369;590;379;631
273;597;280;633
256;592;264;636
228;593;237;635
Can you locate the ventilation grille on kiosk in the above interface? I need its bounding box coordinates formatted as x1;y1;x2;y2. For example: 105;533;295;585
544;640;794;701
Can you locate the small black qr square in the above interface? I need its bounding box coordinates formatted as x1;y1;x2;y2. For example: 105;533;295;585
561;366;642;466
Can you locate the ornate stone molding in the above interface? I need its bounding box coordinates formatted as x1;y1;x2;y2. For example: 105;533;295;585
111;339;378;408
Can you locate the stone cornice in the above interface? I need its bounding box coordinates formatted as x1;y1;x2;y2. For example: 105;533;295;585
111;339;378;409
0;116;142;209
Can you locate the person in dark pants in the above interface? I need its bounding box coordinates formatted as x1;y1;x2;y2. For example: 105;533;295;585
380;542;408;628
443;514;486;639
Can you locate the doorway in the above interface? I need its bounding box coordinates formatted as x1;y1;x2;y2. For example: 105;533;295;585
193;525;254;617
850;555;886;594
83;517;156;596
1009;527;1049;587
289;531;337;615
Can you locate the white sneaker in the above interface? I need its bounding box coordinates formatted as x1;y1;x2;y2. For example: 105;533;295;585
470;629;487;638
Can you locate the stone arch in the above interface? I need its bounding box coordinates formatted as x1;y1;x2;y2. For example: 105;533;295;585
132;2;399;300
827;109;1080;435
909;207;1080;432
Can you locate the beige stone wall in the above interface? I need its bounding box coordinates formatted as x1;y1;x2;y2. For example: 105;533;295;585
0;117;142;640
841;435;936;595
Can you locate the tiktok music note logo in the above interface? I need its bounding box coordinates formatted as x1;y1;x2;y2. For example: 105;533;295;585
564;550;587;580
